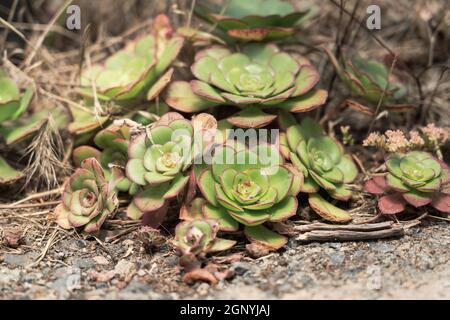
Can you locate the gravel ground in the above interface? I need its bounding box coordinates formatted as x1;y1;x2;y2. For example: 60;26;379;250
1;219;449;300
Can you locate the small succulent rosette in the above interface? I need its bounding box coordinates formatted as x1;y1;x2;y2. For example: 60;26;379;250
365;151;450;214
171;219;236;259
79;14;184;105
55;158;119;233
125;113;195;225
73;123;141;195
195;0;315;42
326;50;408;111
196;143;302;250
280;115;358;222
165;43;327;128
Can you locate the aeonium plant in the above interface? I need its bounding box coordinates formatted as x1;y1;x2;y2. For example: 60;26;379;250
79;14;184;105
280;113;358;222
165;43;327;128
195;0;315;42
125;112;198;226
325;48;410;113
55;158;120;233
196;142;302;250
365;151;450;214
171;219;236;268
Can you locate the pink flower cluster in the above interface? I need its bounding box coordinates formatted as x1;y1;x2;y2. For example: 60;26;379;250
363;124;449;154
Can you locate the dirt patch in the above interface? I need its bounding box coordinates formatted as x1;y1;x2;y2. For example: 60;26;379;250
1;218;448;300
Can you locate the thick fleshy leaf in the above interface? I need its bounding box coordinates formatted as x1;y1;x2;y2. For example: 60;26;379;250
386;173;410;192
0;111;49;145
336;155;358;183
221;93;262;105
268;196;298;222
190;80;226;103
0;156;23;184
431;194;450;213
54;204;72;230
126;159;147;185
163;175;190;199
197;170;219;206
308;193;352;223
329;184;352;201
127;201;144;220
402;190;432;207
279;89;327;113
244;225;287;250
386;156;403;177
227;107;277;128
147;68;174;101
292;65;320;96
364;176;389;195
207;238;237;252
203;203;240;232
227;209;270;226
165;81;218;113
128;133;147;159
73;146;101;167
378;194;406;215
302;175;320;193
133;187;167;214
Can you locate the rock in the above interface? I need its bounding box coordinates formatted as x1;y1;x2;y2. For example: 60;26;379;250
0;268;21;284
114;259;136;278
3;252;39;267
370;243;395;253
75;240;88;249
73;258;95;269
197;283;210;296
327;252;345;266
93;256;110;265
231;262;254;276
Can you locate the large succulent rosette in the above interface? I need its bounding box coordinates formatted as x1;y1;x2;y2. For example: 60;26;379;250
165;43;327;128
196;143;302;250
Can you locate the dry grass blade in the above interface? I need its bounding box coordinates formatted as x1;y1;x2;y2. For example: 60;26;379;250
23;115;68;190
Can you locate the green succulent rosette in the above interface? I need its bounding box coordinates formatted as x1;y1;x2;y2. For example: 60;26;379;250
55;158;119;233
165;43;327;128
73;123;141;195
125;113;194;221
79;14;183;105
196;143;302;249
281;116;358;199
172;219;236;257
195;0;316;42
365;151;450;214
326;50;408;109
280;115;358;222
